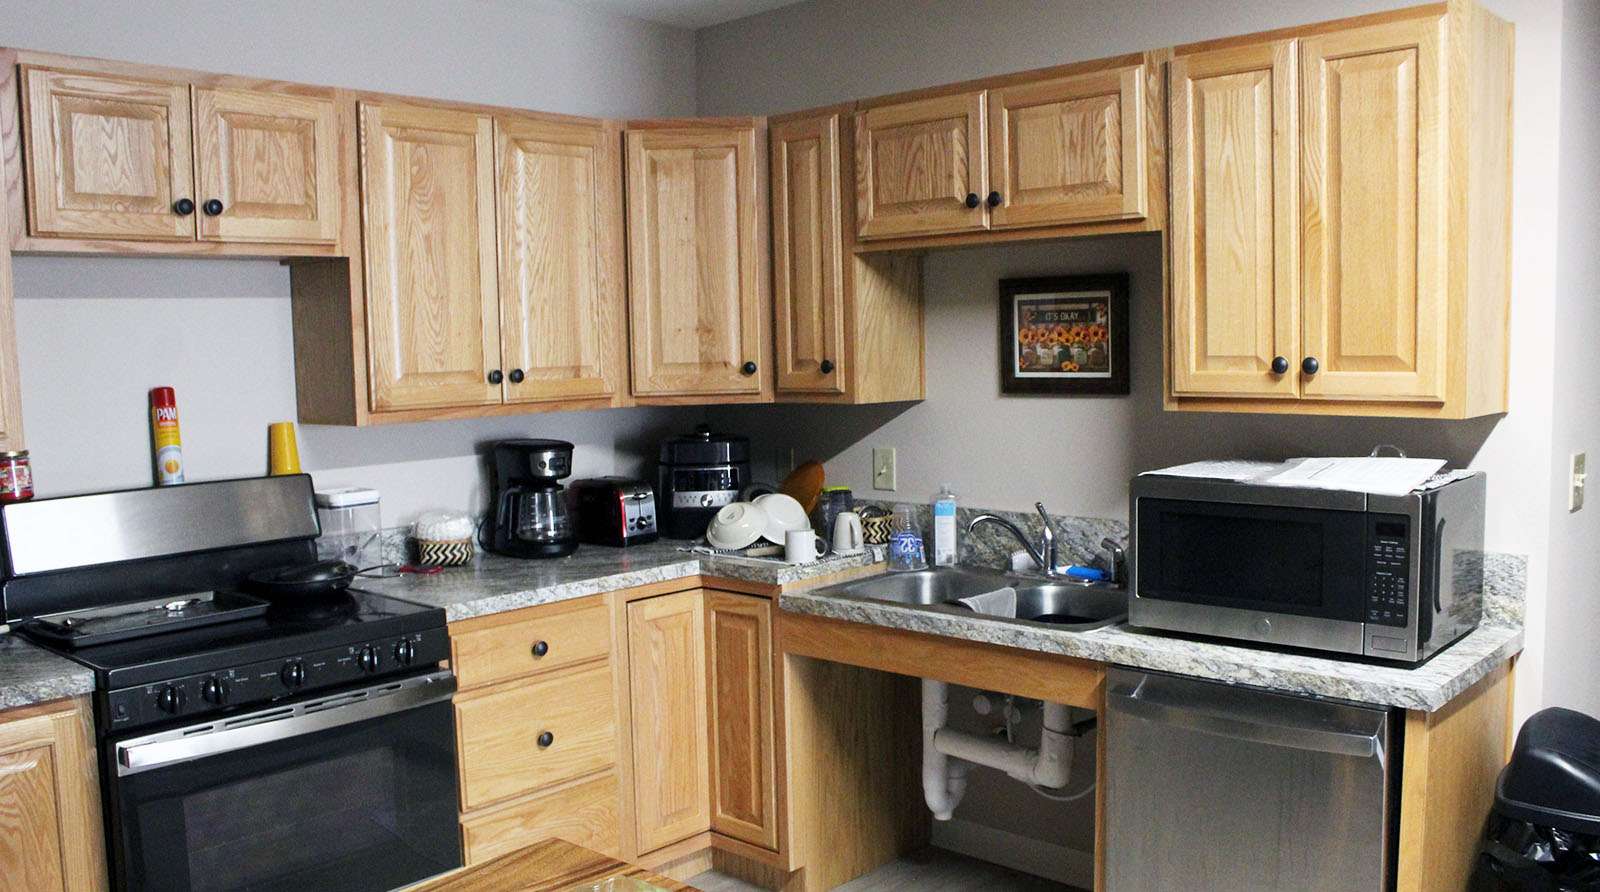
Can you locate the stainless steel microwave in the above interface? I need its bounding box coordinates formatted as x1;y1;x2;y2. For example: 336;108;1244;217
1129;471;1486;664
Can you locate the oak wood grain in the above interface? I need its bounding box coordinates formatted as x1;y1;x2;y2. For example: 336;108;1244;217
450;597;613;691
627;590;712;854
705;592;778;851
854;91;986;240
193;87;339;244
410;837;691;892
0;698;104;892
770;114;845;396
460;773;622;865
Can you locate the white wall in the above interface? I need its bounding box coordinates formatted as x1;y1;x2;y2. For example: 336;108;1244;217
697;0;1567;713
1543;0;1600;716
6;0;707;522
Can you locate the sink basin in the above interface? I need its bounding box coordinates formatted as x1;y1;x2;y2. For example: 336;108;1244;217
816;566;1127;631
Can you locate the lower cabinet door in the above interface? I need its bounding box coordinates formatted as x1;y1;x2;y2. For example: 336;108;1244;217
705;592;778;850
0;699;105;892
627;591;710;853
461;773;621;865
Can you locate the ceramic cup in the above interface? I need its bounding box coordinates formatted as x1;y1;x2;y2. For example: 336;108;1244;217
831;511;865;554
785;529;827;564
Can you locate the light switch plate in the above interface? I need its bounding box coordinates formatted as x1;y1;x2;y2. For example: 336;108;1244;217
872;447;897;491
1572;452;1587;512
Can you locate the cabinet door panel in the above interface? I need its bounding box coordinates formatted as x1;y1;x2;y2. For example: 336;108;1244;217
706;592;777;850
0;701;104;892
626;126;764;397
771;115;845;395
21;67;194;240
987;65;1147;228
359;103;501;411
193;88;339;244
1301;18;1446;402
1170;43;1299;397
627;591;710;853
854;92;986;239
496;116;625;404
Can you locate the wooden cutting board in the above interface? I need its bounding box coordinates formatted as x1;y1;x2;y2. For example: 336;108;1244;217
779;460;825;514
406;838;693;891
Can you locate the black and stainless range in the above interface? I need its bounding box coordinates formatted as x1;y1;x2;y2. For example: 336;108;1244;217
1;475;462;892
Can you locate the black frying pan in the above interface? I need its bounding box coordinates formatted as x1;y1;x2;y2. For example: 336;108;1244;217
244;560;393;603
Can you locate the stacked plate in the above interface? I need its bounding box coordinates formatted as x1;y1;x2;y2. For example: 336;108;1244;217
705;493;812;550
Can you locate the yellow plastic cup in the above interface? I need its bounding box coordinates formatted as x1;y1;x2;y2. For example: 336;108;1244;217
268;422;302;476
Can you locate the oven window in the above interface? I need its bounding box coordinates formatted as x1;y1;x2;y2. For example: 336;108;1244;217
111;697;461;892
1137;498;1367;621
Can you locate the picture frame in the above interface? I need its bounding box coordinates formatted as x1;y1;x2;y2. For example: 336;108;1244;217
998;273;1130;395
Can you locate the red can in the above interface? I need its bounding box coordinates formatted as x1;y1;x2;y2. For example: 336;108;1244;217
0;450;32;502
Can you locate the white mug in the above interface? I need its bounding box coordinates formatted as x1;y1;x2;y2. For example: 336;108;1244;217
832;511;864;554
785;529;827;564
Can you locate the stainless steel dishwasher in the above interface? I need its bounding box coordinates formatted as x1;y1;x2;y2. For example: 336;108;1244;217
1105;668;1396;891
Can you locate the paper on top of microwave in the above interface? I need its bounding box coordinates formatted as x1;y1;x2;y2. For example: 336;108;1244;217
1261;457;1446;496
1140;460;1284;482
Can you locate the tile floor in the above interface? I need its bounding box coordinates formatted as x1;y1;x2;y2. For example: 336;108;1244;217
689;846;1083;892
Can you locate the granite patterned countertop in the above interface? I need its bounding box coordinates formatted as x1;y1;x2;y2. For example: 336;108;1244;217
360;539;880;622
780;555;1527;713
0;634;95;710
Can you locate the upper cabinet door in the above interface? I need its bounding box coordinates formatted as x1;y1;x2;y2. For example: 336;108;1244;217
626;123;766;397
359;103;501;411
21;67;194;240
771;114;846;395
1300;18;1446;402
495;115;626;404
854;92;986;239
986;64;1148;229
192;88;339;244
1169;43;1300;398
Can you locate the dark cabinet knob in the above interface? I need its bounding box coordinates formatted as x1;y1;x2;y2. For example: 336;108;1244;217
819;359;835;374
964;193;980;209
1302;356;1320;376
1271;356;1289;375
741;361;757;375
537;731;554;748
173;198;195;216
531;640;549;658
202;199;224;216
487;369;503;384
987;191;1002;208
508;368;525;384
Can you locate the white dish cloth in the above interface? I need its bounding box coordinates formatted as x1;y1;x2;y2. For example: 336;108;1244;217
956;586;1017;618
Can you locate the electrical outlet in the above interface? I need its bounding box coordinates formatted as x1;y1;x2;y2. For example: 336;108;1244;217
1572;452;1588;512
872;447;897;491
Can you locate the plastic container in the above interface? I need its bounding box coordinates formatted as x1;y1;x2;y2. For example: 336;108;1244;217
314;487;383;568
887;504;927;572
931;484;958;566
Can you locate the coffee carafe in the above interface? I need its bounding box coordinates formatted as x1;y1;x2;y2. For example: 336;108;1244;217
488;439;578;558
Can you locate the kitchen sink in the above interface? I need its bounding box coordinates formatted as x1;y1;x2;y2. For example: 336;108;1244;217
817;566;1127;631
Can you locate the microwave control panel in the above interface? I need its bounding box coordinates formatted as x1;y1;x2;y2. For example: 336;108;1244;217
1364;516;1412;627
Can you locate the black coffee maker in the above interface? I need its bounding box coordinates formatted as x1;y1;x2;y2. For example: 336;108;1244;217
487;439;578;558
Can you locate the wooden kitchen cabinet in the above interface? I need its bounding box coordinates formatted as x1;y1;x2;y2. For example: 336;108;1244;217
1166;3;1513;417
0;199;24;452
21;67;194;241
625;119;771;402
192;88;339;244
854;92;987;240
0;698;106;892
495;115;628;406
770;110;925;403
626;590;711;854
358;102;501;412
704;591;778;851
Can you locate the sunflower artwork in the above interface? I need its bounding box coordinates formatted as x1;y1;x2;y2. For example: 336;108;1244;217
998;274;1129;395
1015;297;1111;377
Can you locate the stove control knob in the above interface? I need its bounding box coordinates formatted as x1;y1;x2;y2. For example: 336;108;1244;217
393;639;416;667
156;685;186;714
201;677;229;705
358;645;380;674
280;661;306;688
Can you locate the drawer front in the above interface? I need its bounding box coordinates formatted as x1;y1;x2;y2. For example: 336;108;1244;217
461;774;621;865
456;664;616;811
451;599;612;690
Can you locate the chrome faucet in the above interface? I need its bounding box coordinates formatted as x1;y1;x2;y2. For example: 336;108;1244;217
967;502;1064;577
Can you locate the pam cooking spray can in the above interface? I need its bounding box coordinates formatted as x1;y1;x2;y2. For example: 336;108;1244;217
150;386;185;485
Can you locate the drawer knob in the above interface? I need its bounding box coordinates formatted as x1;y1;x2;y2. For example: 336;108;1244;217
741;361;757;376
1271;356;1289;375
964;192;980;209
537;731;554;748
1302;356;1320;376
531;640;549;658
819;359;835;374
173;198;195;216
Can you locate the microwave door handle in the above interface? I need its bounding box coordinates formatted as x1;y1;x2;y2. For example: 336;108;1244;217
1111;687;1382;759
1432;517;1446;613
114;670;456;777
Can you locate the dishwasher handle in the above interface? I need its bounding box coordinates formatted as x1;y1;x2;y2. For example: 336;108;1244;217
1109;673;1386;759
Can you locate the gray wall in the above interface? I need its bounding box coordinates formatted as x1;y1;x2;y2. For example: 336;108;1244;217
5;0;707;522
1543;0;1600;716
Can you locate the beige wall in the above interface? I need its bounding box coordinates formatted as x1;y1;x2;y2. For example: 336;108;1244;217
5;0;707;521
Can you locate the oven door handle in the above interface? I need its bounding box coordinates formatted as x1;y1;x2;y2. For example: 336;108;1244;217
114;670;456;777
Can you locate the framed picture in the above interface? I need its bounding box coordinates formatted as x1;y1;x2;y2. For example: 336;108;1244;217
999;274;1130;395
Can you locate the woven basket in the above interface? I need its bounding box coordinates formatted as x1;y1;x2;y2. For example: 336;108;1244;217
417;538;474;567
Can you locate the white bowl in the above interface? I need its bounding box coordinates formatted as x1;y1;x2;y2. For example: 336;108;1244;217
754;493;811;544
706;502;768;551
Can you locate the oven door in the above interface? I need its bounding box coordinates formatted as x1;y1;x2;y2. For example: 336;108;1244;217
106;670;462;892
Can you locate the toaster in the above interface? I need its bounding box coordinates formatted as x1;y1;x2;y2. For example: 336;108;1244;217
570;478;658;547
